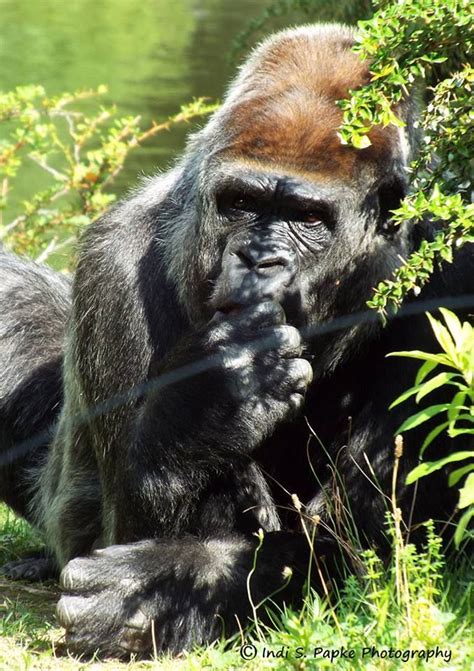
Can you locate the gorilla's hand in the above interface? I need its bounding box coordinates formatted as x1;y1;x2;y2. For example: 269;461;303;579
57;541;217;658
152;300;313;454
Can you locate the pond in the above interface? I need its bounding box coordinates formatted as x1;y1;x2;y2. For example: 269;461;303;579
0;1;369;199
0;0;291;198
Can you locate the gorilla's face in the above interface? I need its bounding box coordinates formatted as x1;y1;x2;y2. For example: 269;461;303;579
205;161;407;329
175;24;413;331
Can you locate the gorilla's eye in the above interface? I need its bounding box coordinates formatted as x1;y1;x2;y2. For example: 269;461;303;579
378;179;406;221
233;196;246;209
216;190;259;219
231;194;256;211
301;212;321;224
292;208;326;226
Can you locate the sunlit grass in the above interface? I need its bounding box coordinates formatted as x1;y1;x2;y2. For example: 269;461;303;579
0;502;473;670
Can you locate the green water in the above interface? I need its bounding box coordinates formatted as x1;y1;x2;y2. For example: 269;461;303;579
0;0;368;202
0;0;277;198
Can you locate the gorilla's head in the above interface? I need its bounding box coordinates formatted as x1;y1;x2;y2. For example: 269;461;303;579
166;25;415;334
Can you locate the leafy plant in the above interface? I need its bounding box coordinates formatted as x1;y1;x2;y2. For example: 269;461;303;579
337;0;474;315
0;85;218;269
389;308;474;547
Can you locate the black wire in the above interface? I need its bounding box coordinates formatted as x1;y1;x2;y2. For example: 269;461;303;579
0;293;472;468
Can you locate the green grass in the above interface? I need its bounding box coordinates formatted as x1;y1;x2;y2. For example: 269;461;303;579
0;503;473;670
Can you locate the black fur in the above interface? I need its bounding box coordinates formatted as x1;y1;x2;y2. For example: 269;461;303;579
0;24;472;658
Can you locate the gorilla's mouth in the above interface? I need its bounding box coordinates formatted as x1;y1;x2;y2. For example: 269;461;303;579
216;301;243;316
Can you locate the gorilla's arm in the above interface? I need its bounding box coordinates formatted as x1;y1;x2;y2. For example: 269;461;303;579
60;179;311;547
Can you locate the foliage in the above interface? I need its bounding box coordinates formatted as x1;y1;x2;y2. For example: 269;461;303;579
389;309;474;547
1;500;473;670
0;86;218;269
336;0;473;315
248;524;471;670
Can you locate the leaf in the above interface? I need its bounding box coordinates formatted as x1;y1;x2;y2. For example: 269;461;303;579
415;360;438;385
396;404;450;434
420;421;450;455
449;464;474;487
448;427;474;437
389;384;421;409
426;313;458;364
406;451;474;484
415;372;460;403
454;508;474;548
387;351;454;367
352;133;372;149
438;308;464;351
458;473;474;508
447;392;467;424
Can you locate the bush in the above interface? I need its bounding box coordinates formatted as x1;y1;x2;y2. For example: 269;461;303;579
389;309;474;547
0;86;217;269
337;0;473;314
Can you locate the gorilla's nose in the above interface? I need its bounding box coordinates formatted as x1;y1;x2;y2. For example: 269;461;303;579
235;247;292;277
213;234;299;311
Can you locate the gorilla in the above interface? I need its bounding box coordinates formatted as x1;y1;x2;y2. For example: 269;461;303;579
0;24;472;657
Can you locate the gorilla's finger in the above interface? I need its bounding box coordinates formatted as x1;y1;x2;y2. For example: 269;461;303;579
229;301;286;331
57;595;94;628
261;324;303;358
60;556;107;592
288;358;313;389
209;301;286;345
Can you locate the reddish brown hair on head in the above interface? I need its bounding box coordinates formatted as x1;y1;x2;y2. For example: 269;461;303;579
215;25;402;180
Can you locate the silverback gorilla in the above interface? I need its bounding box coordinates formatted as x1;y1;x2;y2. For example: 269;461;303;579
0;24;472;657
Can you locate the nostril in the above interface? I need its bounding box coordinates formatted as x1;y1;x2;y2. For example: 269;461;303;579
255;256;289;274
234;250;254;270
257;259;285;270
232;247;291;273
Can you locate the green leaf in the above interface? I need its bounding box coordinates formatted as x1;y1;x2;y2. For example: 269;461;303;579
415;372;460;403
387;351;454;367
415;360;438;385
447;392;467;424
449;464;474;487
389;384;421;409
396;404;450;434
448;427;474;437
406;451;474;484
352;133;372;149
454;508;474;548
420;421;450;455
438;308;464;351
426;312;458;363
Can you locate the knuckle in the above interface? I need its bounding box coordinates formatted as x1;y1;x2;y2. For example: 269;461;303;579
57;595;86;626
60;559;87;590
274;325;301;349
207;321;233;346
219;344;253;370
291;358;313;384
289;392;305;412
246;301;285;323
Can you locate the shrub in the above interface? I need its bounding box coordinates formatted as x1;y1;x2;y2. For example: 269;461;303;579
0;86;217;269
389;309;474;547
